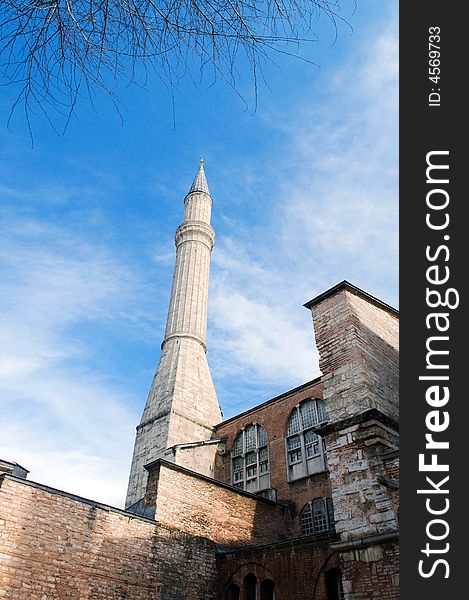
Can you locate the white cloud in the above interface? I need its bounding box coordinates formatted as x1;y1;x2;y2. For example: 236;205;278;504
209;11;398;413
0;7;398;504
0;215;147;506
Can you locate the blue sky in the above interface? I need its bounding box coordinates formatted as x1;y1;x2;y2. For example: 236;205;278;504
0;0;398;506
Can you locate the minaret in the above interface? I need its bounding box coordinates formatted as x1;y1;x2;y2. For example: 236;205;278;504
125;161;222;508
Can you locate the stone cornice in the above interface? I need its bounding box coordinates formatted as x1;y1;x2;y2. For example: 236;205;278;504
304;280;399;316
330;530;399;551
314;408;399;436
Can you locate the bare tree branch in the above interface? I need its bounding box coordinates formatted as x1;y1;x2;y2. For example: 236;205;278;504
0;1;347;136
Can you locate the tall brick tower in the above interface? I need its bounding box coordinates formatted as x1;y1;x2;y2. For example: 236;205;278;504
125;161;222;508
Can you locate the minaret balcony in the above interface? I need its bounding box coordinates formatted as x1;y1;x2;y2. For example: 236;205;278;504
175;221;216;250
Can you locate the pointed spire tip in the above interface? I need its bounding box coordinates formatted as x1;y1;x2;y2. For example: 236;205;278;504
188;158;210;196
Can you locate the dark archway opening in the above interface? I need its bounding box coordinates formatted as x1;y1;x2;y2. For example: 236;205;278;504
260;578;275;600
226;583;241;600
326;568;345;600
244;573;257;600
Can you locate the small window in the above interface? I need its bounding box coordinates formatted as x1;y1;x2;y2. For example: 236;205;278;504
300;497;335;535
285;398;327;481
231;424;270;492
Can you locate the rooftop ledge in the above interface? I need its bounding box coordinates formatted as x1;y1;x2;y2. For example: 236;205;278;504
144;458;287;508
304;280;399;316
0;473;155;524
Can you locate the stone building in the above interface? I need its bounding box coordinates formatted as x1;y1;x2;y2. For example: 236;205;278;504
0;162;399;599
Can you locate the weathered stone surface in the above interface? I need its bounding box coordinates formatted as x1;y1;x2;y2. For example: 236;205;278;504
126;163;222;508
303;283;399;599
309;284;399;424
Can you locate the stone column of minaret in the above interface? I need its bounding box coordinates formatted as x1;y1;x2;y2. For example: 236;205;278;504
125;161;222;508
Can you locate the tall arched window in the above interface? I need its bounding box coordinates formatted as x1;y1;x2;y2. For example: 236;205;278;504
300;497;335;535
285;398;327;480
232;424;270;493
260;579;275;600
244;574;257;600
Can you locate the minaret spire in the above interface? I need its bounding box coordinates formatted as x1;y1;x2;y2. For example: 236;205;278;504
188;159;210;195
125;161;222;508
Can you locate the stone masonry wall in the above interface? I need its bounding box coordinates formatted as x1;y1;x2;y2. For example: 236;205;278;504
324;421;399;540
166;443;219;477
126;336;221;508
383;453;400;523
147;461;291;547
340;540;399;600
311;287;399;423
0;475;217;600
347;292;399;422
308;284;399;542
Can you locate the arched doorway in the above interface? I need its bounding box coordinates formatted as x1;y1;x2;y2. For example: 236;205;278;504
260;578;275;600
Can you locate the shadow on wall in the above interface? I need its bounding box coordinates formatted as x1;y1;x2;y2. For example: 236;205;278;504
146;460;292;549
357;319;399;420
222;564;277;600
219;552;344;600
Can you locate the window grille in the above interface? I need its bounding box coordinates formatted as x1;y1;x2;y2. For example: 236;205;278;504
300;498;335;535
232;434;244;457
287;409;300;435
231;424;270;492
285;398;327;480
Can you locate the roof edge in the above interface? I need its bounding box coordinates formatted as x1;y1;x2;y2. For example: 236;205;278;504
144;459;286;508
0;474;155;524
303;280;398;316
0;458;30;473
215;376;323;428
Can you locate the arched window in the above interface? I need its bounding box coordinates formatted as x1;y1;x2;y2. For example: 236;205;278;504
244;574;257;600
226;584;241;600
260;579;275;600
232;424;270;493
325;568;345;600
285;398;327;480
300;497;335;535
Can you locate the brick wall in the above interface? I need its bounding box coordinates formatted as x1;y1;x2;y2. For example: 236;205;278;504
218;538;340;600
146;461;291;547
0;475;217;600
214;379;333;536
